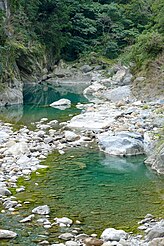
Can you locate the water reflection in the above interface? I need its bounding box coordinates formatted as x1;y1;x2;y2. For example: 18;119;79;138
0;104;23;122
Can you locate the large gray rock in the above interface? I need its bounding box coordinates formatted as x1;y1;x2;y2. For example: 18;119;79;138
103;86;134;102
67;104;120;130
32;205;50;215
101;228;128;241
98;131;144;156
0;229;17;239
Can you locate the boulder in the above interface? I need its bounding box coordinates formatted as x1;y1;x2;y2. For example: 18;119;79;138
0;229;17;239
103;86;133;102
101;228;128;242
67;104;120;130
50;99;71;107
83;82;106;102
32;205;50;215
145;220;164;241
98;131;144;156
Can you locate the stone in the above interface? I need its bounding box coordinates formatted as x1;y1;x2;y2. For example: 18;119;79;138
32;205;50;215
58;233;74;241
20;214;35;223
50;99;71;107
38;240;50;245
65;241;79;246
0;187;12;196
48;120;58;127
98;131;144;156
101;228;128;242
3;200;18;209
75;234;89;240
145;221;164;241
64;131;79;142
0;229;17;239
54;217;73;226
4;141;29;156
84;237;104;246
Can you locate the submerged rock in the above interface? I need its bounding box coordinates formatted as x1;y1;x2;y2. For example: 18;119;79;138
0;229;17;239
58;233;74;240
32;205;50;215
20;214;35;223
54;217;73;227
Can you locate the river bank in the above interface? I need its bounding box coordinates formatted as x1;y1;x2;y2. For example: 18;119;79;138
0;63;163;245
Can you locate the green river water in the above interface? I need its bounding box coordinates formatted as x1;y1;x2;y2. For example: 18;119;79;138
0;84;164;245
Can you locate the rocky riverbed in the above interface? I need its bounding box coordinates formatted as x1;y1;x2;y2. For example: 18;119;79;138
0;64;163;245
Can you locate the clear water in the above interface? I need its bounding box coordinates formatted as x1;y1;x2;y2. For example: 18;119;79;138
0;84;164;245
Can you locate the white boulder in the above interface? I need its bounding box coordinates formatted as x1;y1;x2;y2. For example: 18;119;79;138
50;99;71;108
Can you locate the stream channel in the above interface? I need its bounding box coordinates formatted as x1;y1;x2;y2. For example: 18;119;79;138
0;83;164;245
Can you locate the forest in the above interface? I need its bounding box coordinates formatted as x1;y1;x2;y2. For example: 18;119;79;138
0;0;164;80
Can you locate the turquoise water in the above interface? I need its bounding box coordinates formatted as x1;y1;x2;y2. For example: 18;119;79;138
0;84;164;245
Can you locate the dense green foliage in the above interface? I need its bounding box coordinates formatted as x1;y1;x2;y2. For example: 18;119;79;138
0;0;163;77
